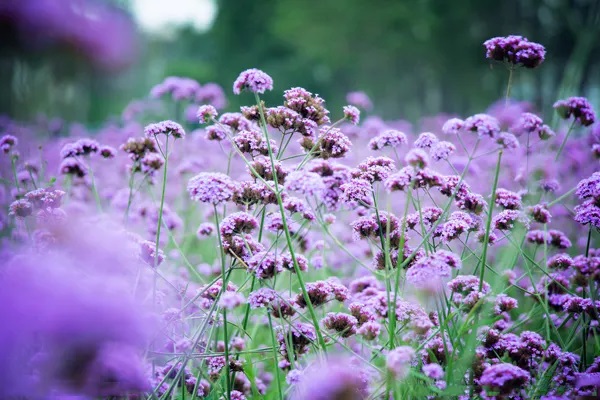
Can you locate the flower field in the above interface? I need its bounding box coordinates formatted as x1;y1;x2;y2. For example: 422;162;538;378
1;35;599;399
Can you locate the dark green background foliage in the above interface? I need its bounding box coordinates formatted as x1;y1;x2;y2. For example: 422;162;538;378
1;0;599;125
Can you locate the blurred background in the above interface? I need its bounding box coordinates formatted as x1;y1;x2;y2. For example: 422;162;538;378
1;0;599;126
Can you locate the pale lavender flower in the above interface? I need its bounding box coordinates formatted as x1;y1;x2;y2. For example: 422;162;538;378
386;346;415;378
233;68;274;95
196;105;218;124
248;288;277;308
346;91;373;110
144;120;185;139
414;132;439;149
218;291;245;310
8;199;33;218
369;129;407;150
464;113;501;138
430;141;456;161
188;172;236;204
285;170;325;197
441;118;464;135
343;105;361;125
0;134;17;153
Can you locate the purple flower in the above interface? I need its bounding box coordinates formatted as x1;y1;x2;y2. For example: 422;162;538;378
150;76;201;101
284;87;330;125
441;118;464;135
247;251;283;279
575;171;600;201
187;172;236;204
414;132;439;149
290;357;369;400
196;104;218;124
352;156;396;183
99;145;116;159
495;188;522;210
266;106;317;136
248;287;277;308
496;132;520;149
405;148;429;169
423;363;444;380
479;363;530;397
493;210;529;230
218;291;245;310
59;157;87;177
341;178;372;205
8;199;33;218
357;321;381;340
219;212;258;237
346;91;373;110
343;105;361;125
196;222;215;237
0;134;18;153
464;113;501;138
205;124;229;141
233;68;274;95
430;141;456;161
321;312;358;337
386;346;415;378
484;35;546;68
553;97;596;126
314;126;352;159
385;167;415;192
144;120;185;139
285;170;325;197
369;129;408;150
219;112;253;131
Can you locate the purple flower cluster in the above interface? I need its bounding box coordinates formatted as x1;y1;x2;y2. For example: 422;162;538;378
554;97;596;127
233;68;274;95
484;35;546;68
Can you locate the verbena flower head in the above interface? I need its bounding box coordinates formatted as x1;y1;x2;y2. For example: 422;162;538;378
369;129;407;150
290;357;369;400
441;118;464;135
479;363;530;397
553;97;596;126
144;120;185;139
386;346;415;378
187;172;236;204
0;134;18;153
233;68;274;95
346;91;373;110
464;113;501;138
343;105;360;125
484;35;546;68
284;87;330;125
196;104;218;124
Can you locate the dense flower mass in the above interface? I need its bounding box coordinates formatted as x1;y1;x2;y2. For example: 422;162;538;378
553;96;596;126
1;37;599;400
233;68;274;95
484;35;546;68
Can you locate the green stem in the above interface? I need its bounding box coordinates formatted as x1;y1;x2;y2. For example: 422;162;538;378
505;65;514;105
153;136;169;304
267;313;284;400
555;120;576;161
478;150;503;291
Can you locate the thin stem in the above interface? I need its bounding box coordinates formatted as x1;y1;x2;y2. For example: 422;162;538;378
479;150;503;291
505;65;515;105
555;120;576;161
153;136;169;305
